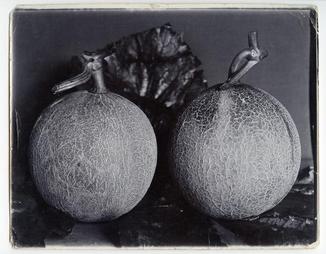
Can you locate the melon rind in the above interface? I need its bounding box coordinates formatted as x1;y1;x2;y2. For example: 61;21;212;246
30;91;157;222
171;84;301;219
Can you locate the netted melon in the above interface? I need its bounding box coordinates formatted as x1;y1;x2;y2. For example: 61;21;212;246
170;32;301;219
29;52;157;222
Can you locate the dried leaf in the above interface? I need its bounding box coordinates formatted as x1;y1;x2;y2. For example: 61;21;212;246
102;23;207;110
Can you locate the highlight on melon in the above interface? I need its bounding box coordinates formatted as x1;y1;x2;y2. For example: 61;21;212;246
29;52;157;222
170;32;301;220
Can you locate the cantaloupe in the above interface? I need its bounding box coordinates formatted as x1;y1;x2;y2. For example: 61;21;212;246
170;32;301;219
29;53;157;222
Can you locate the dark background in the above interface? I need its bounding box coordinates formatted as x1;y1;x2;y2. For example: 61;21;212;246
11;8;316;247
12;8;313;162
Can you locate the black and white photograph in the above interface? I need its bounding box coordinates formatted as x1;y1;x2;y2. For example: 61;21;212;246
9;5;318;248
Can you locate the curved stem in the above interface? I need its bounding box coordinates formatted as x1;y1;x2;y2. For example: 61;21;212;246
227;60;258;85
52;52;108;94
220;31;268;88
227;49;253;79
52;65;91;94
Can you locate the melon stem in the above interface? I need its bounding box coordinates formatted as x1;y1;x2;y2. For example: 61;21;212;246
221;31;268;88
52;65;92;94
90;66;108;94
52;52;108;94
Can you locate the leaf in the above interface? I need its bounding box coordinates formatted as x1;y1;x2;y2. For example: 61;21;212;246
102;23;207;110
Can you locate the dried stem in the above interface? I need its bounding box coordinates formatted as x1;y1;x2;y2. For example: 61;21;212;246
52;52;108;94
220;31;268;88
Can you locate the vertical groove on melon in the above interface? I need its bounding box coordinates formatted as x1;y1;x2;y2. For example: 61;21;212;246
170;84;301;220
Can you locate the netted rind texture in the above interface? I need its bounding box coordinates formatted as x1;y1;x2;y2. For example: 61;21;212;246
171;84;301;219
29;91;157;222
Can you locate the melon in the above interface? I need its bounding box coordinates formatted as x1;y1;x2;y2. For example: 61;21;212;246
29;52;157;222
170;32;301;219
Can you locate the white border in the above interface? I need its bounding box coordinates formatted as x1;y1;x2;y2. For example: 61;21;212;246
2;1;325;253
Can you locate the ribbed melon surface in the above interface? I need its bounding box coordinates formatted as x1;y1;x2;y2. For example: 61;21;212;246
171;84;301;219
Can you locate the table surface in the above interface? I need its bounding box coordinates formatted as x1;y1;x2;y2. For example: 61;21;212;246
43;167;316;248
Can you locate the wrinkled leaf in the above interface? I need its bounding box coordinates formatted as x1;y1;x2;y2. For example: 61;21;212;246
102;23;207;110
